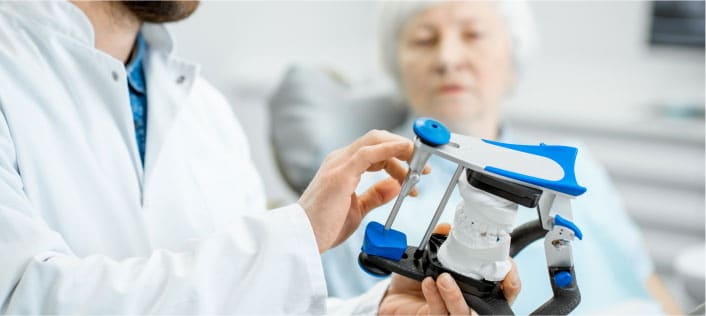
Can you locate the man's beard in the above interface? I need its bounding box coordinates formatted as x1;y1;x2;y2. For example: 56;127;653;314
121;1;200;23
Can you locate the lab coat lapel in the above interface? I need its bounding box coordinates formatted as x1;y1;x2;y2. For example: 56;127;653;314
141;26;199;193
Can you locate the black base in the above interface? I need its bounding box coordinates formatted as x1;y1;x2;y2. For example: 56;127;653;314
359;234;513;315
359;224;581;315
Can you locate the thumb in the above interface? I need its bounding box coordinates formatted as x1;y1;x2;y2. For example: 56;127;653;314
500;259;521;305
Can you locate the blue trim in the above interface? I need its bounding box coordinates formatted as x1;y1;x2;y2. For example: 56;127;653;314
554;214;583;240
482;140;587;196
361;221;407;261
413;117;451;146
554;214;583;239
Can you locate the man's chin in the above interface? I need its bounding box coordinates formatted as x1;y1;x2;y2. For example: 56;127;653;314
122;1;200;23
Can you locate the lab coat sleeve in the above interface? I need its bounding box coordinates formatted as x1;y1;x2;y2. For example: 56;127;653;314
0;111;326;313
0;204;327;313
327;279;390;315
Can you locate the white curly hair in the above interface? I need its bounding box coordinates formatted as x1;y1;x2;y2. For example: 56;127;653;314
377;1;537;85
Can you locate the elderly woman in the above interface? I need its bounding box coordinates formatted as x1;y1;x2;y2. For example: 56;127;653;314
316;1;677;314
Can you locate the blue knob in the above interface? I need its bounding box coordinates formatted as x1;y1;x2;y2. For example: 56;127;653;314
413;117;451;146
361;222;407;261
553;271;573;288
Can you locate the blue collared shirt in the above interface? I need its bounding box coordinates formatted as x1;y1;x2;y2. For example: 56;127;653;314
126;33;147;165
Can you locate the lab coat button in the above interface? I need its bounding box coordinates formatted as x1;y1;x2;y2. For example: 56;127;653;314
176;75;186;84
111;71;119;81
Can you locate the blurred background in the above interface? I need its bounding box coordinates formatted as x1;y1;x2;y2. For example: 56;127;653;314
169;1;705;312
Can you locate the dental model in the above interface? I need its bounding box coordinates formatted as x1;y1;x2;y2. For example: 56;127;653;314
358;117;586;315
437;170;518;281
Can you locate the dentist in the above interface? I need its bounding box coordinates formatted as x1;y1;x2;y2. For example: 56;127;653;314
0;1;501;314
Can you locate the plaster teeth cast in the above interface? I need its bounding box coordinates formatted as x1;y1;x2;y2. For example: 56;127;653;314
437;170;518;281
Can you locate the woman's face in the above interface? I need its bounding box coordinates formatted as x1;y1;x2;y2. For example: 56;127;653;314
398;1;514;132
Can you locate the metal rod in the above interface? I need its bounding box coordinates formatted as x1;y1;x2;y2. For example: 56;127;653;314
385;141;431;230
384;192;407;229
384;168;421;229
416;165;464;252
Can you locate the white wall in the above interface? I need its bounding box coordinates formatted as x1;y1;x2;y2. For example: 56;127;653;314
170;1;381;94
504;1;705;121
168;0;704;200
171;1;704;116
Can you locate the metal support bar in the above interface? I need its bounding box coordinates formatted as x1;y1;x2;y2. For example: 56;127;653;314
384;193;408;229
385;139;431;229
416;165;464;252
543;196;576;268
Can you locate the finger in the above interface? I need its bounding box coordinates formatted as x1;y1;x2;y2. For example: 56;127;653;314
412;165;431;195
437;273;471;315
380;159;429;197
433;223;451;236
415;305;429;316
347;129;411;155
421;277;448;316
387;273;422;295
364;158;416;197
368;159;431;183
369;158;406;182
349;141;414;176
423;165;431;175
367;161;430;199
357;177;402;215
500;259;521;305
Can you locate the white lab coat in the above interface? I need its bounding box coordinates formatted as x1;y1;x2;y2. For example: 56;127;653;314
0;2;385;314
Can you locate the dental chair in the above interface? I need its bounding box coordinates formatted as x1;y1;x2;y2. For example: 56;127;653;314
269;65;408;193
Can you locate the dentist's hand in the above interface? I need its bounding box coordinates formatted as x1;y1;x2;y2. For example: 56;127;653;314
298;130;428;253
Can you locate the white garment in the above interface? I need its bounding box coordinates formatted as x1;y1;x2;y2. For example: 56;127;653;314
0;2;384;314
